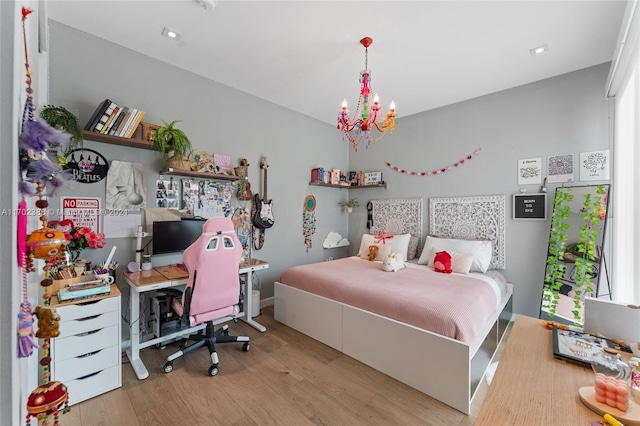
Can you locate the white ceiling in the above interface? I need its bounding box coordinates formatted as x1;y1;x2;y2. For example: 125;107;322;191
47;1;627;125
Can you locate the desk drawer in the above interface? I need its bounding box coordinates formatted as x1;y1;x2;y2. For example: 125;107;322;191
65;364;121;406
58;296;119;321
54;325;119;360
54;344;120;383
59;310;119;336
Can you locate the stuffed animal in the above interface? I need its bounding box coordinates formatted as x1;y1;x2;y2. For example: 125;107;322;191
368;245;379;261
433;250;452;274
382;252;405;272
34;306;60;339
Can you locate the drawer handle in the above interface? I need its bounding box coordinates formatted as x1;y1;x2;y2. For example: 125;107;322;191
77;328;102;337
77;299;101;306
76;370;102;381
76;314;102;322
76;349;103;359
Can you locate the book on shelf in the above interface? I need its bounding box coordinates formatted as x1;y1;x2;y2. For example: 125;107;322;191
84;98;111;131
108;107;126;135
100;105;120;134
125;109;146;138
121;108;139;138
110;106;128;136
93;101;116;133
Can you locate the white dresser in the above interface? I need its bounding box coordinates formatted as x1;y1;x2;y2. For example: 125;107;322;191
50;286;122;405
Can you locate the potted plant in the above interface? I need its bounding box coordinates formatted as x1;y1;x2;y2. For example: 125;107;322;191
39;105;83;163
153;119;192;169
339;198;359;213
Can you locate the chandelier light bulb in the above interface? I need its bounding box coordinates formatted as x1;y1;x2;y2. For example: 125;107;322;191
389;101;396;111
373;94;380;104
341;99;348;110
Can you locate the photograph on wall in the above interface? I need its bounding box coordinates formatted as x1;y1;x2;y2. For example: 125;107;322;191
105;161;146;211
155;178;180;209
580;149;610;181
181;179;234;218
517;157;542;185
547;154;574;183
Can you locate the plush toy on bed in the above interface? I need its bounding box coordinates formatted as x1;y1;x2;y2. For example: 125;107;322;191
368;245;379;261
433;250;452;274
382;252;405;272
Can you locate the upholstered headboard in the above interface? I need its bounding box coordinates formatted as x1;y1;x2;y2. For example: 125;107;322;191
429;195;506;270
371;198;423;258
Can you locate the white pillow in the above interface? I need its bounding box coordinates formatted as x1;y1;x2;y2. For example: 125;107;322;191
426;248;475;274
358;242;392;261
418;236;493;273
358;233;412;261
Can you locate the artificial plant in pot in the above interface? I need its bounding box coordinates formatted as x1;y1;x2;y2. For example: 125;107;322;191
153;119;193;169
39;105;83;164
339;198;359;213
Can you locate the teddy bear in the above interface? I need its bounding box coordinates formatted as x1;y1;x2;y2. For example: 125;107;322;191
368;244;379;261
433;250;452;274
34;306;60;339
382;252;405;272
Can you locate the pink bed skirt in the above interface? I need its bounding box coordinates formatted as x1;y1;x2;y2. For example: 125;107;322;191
279;257;500;344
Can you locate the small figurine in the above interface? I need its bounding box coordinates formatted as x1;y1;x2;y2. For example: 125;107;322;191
34;306;60;339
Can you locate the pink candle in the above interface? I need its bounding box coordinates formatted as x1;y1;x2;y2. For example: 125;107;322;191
594;372;629;412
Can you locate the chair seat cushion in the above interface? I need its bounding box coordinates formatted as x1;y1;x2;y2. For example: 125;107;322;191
173;298;239;326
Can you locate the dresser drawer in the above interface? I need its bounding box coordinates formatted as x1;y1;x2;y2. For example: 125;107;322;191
54;324;119;360
58;310;119;336
57;296;119;321
53;344;120;383
65;364;121;406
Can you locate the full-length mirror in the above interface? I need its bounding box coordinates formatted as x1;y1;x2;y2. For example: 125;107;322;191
540;184;610;325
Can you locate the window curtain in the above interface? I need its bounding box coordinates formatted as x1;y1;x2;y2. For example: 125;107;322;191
608;1;640;304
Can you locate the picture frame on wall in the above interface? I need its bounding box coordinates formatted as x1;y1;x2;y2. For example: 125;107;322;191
513;193;547;220
517;157;542;185
579;149;610;181
547;154;574;183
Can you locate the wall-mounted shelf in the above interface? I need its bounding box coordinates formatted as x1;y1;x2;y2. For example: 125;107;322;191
160;168;239;181
309;182;387;189
81;129;168;151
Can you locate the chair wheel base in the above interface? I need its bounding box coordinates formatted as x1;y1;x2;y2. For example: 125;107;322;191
163;362;173;373
209;364;219;376
242;342;250;352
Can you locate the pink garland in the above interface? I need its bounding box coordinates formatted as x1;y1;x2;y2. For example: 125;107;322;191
386;148;482;176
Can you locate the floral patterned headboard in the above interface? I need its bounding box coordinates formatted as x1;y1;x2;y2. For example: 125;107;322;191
371;198;423;259
429;195;506;270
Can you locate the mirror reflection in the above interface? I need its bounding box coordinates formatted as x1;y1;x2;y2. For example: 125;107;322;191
540;184;610;325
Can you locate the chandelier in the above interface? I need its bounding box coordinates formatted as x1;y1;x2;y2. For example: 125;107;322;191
337;37;396;152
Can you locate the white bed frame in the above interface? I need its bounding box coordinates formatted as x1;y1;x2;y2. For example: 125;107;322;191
274;195;513;414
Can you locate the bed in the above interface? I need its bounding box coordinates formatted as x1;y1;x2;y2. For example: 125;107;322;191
274;195;514;414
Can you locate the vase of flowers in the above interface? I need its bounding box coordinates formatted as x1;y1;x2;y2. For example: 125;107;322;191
49;219;106;263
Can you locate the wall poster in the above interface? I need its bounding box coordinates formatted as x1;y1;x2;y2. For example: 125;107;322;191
517;157;542;185
547;154;574;183
580;149;610;181
181;179;234;218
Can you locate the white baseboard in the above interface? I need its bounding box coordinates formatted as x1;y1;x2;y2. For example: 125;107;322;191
260;296;274;308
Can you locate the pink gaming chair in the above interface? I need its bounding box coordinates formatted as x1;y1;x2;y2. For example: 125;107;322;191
163;217;249;376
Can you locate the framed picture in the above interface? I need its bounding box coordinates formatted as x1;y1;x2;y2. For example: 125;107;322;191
548;154;574;183
512;193;547;220
580;149;610;181
552;326;614;367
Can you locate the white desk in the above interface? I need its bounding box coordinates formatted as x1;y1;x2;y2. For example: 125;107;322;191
123;258;269;380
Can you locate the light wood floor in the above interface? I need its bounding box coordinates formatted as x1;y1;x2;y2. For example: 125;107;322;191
61;306;511;425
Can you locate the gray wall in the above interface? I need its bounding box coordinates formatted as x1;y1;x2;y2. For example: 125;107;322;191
348;63;612;317
49;21;611;320
48;22;349;310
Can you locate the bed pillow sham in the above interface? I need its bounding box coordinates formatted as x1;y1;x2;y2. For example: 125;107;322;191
358;233;412;261
417;236;493;273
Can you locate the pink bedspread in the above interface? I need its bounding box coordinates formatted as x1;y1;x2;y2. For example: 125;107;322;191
279;257;499;344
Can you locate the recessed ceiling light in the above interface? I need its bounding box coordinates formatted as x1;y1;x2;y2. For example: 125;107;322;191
162;27;181;40
530;44;549;56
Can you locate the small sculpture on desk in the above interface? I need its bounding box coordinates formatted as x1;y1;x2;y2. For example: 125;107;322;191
34;306;60;339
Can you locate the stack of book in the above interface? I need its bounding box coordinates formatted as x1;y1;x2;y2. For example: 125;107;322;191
84;99;146;138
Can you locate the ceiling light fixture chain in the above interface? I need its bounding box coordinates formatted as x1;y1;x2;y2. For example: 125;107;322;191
337;37;396;152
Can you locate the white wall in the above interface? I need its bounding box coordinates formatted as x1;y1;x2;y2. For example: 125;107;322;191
348;63;613;318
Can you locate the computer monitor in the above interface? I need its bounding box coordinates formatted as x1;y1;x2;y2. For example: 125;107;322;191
151;219;205;255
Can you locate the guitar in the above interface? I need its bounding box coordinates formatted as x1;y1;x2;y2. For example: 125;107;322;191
238;158;253;201
252;156;274;229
